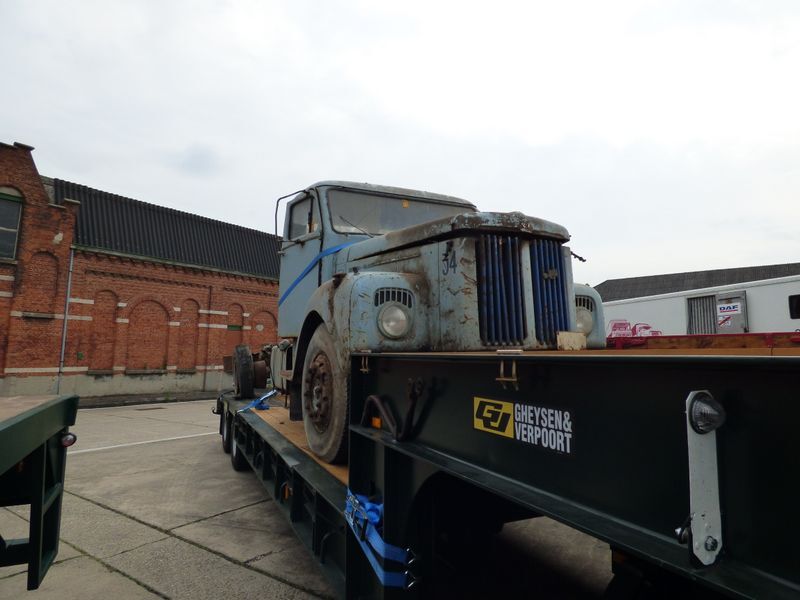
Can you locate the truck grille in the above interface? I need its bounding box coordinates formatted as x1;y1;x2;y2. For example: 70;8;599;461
575;294;595;313
476;234;526;346
530;238;570;345
374;288;414;308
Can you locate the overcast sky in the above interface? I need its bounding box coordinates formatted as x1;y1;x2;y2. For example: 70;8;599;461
3;1;799;285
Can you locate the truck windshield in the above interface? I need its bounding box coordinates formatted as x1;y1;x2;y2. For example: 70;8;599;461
327;189;473;235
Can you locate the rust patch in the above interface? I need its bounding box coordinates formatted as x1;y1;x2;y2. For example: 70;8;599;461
461;271;477;286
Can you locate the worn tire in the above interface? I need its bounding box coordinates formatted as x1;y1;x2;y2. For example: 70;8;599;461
233;345;254;400
301;325;348;464
230;420;249;471
221;412;231;454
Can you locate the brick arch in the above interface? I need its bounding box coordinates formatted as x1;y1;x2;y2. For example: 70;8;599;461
89;289;118;371
126;300;169;370
0;185;24;198
21;251;58;313
225;303;245;352
120;294;178;320
249;308;277;349
178;298;200;370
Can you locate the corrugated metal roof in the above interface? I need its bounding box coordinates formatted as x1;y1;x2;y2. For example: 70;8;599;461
596;263;800;302
53;179;280;279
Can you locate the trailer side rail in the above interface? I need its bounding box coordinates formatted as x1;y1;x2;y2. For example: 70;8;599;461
225;401;348;598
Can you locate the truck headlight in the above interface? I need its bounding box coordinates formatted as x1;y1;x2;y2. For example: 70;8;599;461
378;303;411;339
575;306;594;334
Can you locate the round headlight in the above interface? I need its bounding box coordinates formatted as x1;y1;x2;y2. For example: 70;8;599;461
575;306;594;334
378;303;411;339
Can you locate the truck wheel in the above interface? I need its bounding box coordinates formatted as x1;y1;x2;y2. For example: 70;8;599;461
221;413;231;454
230;420;249;471
301;324;348;464
233;345;255;400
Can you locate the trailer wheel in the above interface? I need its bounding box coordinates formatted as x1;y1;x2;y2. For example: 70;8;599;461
301;324;348;464
221;412;231;454
233;345;255;400
230;420;249;471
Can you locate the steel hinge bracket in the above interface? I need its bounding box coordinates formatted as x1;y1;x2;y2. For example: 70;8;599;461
496;360;519;390
685;390;723;566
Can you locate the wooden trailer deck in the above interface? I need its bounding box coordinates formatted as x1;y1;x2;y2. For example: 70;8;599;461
251;400;348;485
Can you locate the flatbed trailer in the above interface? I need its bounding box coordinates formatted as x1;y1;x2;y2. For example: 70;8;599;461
0;395;79;590
216;350;800;599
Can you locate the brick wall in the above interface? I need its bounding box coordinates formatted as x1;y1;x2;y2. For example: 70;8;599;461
0;142;278;397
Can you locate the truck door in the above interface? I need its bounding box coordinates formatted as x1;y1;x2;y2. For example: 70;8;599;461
278;192;322;338
715;291;748;333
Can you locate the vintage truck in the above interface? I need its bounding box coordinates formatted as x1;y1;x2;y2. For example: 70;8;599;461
231;181;606;463
216;183;798;598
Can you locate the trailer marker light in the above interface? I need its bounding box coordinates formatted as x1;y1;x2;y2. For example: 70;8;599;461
61;432;78;448
688;392;726;434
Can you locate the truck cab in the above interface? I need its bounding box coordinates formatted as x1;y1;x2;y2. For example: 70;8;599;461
270;181;605;462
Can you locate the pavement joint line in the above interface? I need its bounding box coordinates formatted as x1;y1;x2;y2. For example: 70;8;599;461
64;491;330;599
244;550;275;564
105;536;171;560
69;432;217;454
0;568;26;580
128;417;217;428
58;538;171;599
4;499;167;596
80;399;217;411
91;412;218;428
168;499;269;530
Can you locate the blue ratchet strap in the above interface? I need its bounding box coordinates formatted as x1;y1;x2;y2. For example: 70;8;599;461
237;389;279;413
344;490;412;588
278;241;359;306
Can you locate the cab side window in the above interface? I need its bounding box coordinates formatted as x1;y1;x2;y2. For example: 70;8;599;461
288;197;319;240
790;295;800;319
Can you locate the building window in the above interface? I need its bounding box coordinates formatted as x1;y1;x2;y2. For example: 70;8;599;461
790;295;800;319
0;187;23;259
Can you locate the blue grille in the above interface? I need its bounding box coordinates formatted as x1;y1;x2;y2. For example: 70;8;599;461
531;238;569;345
476;234;526;346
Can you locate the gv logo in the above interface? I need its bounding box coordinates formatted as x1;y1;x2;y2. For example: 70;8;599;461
473;398;514;438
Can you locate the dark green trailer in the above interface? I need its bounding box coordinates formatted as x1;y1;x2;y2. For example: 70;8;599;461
0;395;78;590
217;350;800;599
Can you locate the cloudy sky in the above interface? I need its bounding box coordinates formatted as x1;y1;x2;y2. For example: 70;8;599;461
3;1;799;285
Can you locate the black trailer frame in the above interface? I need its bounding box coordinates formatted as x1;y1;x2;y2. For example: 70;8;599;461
220;351;800;599
0;395;79;590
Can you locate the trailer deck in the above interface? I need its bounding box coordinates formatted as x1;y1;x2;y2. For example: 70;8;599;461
251;403;348;485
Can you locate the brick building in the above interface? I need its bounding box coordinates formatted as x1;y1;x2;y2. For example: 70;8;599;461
0;141;280;397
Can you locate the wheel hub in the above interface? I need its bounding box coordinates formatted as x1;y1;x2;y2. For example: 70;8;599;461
304;351;333;434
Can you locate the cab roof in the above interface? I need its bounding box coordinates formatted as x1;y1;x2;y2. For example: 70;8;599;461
307;180;477;209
